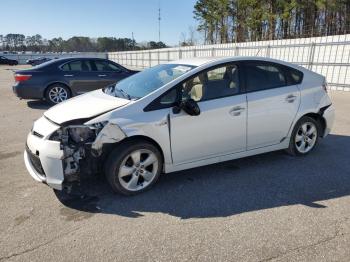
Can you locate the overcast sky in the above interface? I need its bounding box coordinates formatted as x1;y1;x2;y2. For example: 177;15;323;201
0;0;198;45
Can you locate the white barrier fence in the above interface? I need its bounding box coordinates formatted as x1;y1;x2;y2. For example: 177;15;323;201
1;52;107;65
108;34;350;91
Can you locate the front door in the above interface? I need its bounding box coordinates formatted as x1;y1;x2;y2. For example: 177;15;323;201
61;59;97;94
91;60;129;89
169;63;247;164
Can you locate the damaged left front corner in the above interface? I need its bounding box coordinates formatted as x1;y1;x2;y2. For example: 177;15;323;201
91;123;126;155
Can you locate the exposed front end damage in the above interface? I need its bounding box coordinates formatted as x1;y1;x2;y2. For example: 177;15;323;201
51;122;127;191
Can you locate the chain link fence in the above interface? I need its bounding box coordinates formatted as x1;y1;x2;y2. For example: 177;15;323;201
108;34;350;91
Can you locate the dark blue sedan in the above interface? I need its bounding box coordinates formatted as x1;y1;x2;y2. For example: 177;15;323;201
13;57;138;105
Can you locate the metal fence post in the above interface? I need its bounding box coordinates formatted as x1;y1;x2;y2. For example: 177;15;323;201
167;50;170;61
193;48;197;58
179;49;182;59
149;51;151;67
266;45;271;57
211;48;215;57
307;42;316;70
235;46;239;56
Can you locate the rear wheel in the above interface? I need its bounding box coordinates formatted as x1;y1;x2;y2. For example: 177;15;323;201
104;140;163;195
286;116;320;156
45;84;71;105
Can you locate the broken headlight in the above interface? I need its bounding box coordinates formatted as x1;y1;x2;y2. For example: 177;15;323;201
49;122;108;143
68;126;95;143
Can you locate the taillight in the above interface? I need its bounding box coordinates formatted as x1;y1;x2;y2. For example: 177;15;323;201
15;74;32;82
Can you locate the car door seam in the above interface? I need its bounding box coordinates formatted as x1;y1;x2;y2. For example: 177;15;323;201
167;113;174;164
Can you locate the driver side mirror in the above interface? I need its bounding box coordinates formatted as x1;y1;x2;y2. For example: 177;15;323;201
173;98;201;116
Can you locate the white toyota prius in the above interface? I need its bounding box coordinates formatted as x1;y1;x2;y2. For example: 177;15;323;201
24;57;335;195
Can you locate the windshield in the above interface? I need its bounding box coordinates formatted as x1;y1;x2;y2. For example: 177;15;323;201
104;64;196;99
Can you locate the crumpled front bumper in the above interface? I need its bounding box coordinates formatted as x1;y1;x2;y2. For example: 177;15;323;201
24;117;65;190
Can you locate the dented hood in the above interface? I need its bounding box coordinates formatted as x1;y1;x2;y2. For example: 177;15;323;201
44;90;130;124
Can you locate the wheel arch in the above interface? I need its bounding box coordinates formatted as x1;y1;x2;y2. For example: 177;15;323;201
44;82;72;97
293;112;326;137
103;135;166;171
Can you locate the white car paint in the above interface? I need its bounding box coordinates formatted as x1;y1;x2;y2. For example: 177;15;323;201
44;90;131;124
24;56;335;190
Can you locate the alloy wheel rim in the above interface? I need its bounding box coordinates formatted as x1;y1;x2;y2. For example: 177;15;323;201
118;149;158;191
295;122;317;153
48;86;68;103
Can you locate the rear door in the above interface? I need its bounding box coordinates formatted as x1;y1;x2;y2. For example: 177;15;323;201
243;61;301;150
91;60;130;89
60;60;98;94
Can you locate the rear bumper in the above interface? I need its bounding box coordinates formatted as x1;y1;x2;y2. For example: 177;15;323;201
322;104;335;137
13;83;44;99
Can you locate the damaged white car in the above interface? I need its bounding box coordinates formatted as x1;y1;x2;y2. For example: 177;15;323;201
24;57;335;195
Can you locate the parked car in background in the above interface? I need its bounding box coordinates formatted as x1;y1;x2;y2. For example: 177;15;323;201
26;57;52;66
24;57;335;195
0;56;18;65
13;57;138;105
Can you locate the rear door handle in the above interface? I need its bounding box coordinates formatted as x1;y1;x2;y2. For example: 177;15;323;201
64;74;74;77
98;74;107;77
286;94;297;103
230;106;245;116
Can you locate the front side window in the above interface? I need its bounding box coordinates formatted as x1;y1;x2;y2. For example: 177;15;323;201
181;63;240;102
245;62;287;92
145;63;241;111
93;60;121;72
104;64;195;100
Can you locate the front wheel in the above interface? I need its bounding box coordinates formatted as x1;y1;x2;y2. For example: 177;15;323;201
104;140;163;195
286;116;320;156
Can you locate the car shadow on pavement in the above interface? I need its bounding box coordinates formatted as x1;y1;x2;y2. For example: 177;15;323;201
27;100;51;110
55;134;350;219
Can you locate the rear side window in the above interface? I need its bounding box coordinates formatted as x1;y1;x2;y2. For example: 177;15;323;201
61;60;92;71
245;62;287;92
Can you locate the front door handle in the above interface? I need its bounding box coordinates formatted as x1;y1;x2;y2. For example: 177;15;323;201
230;106;245;116
98;74;107;77
64;74;74;77
285;94;297;103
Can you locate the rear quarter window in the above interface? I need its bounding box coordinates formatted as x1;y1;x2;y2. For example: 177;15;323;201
287;67;303;85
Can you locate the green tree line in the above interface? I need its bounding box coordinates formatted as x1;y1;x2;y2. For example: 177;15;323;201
194;0;350;44
0;34;167;52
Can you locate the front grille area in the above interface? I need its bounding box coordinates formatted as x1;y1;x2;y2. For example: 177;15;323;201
26;145;46;177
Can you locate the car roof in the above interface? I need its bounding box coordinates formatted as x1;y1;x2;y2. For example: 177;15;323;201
169;56;304;71
56;57;106;61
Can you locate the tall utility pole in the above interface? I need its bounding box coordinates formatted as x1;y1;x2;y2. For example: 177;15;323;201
158;4;161;42
131;32;135;50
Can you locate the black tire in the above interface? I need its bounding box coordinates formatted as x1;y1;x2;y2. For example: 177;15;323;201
45;83;71;105
104;140;163;196
286;116;320;156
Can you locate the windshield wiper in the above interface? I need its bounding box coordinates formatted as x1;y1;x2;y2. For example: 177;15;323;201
115;88;131;100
